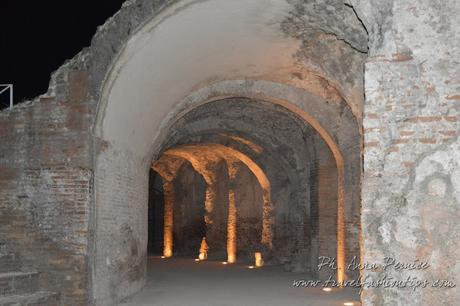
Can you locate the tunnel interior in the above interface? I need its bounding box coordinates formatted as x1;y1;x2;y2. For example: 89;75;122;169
146;98;356;279
90;1;367;303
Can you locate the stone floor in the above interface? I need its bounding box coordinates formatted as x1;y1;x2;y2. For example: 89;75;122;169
119;256;361;306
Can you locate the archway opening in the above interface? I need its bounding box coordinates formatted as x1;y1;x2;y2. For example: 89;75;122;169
150;142;272;264
123;97;362;305
92;1;366;305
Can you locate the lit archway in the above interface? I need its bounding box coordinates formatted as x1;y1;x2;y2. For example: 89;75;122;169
152;83;358;283
152;143;273;263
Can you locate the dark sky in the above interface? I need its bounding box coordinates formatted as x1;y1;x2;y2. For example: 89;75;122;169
0;1;126;109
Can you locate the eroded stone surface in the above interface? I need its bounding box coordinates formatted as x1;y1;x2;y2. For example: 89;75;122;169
351;0;460;304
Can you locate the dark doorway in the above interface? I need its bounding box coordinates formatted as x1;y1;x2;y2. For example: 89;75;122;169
148;170;164;255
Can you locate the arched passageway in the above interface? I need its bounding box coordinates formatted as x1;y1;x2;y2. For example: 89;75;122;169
151;143;272;264
116;94;361;305
91;0;365;304
147;99;349;277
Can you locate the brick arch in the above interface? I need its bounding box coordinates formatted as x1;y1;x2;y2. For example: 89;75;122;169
90;1;365;304
154;143;273;252
145;81;361;282
156;99;339;275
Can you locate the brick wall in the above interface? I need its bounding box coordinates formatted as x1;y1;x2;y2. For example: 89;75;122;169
92;145;148;305
313;136;339;280
0;70;93;305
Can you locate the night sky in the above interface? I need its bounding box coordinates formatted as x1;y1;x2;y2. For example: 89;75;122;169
0;1;126;109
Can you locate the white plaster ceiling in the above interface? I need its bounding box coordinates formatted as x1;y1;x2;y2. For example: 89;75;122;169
97;0;303;157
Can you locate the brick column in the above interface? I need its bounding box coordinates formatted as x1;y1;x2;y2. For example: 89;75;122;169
226;163;238;263
227;187;237;263
163;181;174;258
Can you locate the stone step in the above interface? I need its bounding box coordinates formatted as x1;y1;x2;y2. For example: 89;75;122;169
0;254;21;273
0;272;38;296
0;291;59;306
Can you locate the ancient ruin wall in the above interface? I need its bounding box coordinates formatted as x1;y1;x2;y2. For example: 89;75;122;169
351;0;460;304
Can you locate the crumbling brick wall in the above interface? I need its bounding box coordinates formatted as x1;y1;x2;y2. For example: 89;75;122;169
0;71;93;305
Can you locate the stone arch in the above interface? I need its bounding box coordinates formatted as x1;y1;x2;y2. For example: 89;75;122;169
93;84;360;304
153;143;273;260
143;82;361;280
93;84;359;305
158;97;341;273
90;1;365;304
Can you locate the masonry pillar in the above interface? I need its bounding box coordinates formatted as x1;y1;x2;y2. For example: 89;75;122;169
226;162;238;263
204;161;229;254
163;181;174;258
